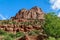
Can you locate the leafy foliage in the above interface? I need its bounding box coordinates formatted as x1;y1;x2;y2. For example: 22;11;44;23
0;30;25;40
1;12;60;40
44;12;60;38
8;33;16;38
47;36;56;40
0;30;7;36
16;32;25;38
28;30;40;36
3;36;13;40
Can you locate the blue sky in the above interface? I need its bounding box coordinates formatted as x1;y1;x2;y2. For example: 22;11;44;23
0;0;60;20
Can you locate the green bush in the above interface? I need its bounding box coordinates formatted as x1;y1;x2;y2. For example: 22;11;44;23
32;30;40;34
3;36;13;40
16;32;24;38
0;30;7;36
47;37;60;40
44;12;60;38
28;31;36;35
57;38;60;40
28;30;40;36
8;33;16;38
47;36;56;40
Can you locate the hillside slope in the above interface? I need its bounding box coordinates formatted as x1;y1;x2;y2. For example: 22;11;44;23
0;6;47;40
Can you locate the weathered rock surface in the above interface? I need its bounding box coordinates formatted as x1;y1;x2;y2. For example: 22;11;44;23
12;6;44;20
0;6;47;40
1;6;44;33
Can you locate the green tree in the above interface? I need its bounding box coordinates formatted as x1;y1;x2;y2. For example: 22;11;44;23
44;12;60;38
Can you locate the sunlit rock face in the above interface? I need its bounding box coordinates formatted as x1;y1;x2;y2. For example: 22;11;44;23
12;6;44;20
0;6;45;33
0;6;47;40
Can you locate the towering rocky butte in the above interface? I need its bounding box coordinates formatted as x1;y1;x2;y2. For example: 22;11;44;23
0;6;47;40
12;6;44;20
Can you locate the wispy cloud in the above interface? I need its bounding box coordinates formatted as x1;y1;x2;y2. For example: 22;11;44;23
0;14;6;20
49;0;60;17
50;0;60;10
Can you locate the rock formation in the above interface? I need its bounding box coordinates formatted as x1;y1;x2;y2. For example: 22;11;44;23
12;6;44;20
0;6;47;40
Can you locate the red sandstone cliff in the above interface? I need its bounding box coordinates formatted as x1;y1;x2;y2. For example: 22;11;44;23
0;6;47;40
12;6;44;20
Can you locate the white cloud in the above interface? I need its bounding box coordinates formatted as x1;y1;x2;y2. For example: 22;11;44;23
50;0;60;17
0;14;6;20
50;0;60;10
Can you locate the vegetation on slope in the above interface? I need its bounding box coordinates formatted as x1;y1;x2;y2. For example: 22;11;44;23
43;12;60;40
0;29;25;40
0;12;60;40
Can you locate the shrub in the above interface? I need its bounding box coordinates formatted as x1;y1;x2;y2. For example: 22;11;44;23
47;36;56;40
57;38;60;40
28;30;40;36
3;36;13;40
28;31;36;35
44;13;60;38
16;32;25;38
0;30;7;36
8;33;16;38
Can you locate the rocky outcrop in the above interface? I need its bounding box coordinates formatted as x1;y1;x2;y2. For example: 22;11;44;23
0;25;43;33
0;6;46;40
12;6;44;20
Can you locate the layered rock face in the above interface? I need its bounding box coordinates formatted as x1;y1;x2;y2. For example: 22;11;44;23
0;6;47;40
12;6;44;20
9;6;44;33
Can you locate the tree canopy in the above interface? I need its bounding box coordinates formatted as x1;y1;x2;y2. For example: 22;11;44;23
44;12;60;38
